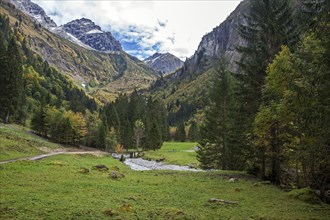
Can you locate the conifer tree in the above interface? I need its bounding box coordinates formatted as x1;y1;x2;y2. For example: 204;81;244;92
188;121;199;142
237;0;297;130
197;59;245;170
176;122;186;142
0;36;23;123
146;119;162;150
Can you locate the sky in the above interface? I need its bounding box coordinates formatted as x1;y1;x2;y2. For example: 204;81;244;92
32;0;241;60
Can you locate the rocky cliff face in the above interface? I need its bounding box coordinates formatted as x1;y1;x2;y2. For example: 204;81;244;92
10;0;57;28
63;18;122;52
10;0;121;52
177;0;248;77
144;52;184;76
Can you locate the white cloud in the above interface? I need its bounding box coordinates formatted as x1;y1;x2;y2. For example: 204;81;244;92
33;0;241;60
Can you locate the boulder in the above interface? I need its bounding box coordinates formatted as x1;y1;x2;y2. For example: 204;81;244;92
109;171;125;179
92;164;109;171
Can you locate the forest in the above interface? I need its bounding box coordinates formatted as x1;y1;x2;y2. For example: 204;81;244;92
197;0;330;202
0;0;329;204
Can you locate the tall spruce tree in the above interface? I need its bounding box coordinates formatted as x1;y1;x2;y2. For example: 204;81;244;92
236;0;298;173
0;36;23;123
237;0;297;123
197;59;245;170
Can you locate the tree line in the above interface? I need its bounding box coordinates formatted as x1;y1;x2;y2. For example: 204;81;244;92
197;0;329;202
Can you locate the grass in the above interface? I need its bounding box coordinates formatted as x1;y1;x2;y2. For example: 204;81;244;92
0;123;60;161
1;126;329;219
143;142;199;166
1;154;330;219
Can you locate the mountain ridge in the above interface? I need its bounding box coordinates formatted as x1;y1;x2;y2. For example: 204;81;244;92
144;52;184;76
10;0;122;53
2;0;158;101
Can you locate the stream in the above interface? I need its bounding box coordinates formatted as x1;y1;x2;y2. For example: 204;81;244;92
112;154;200;171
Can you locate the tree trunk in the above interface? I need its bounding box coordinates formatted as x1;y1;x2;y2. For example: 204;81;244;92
261;149;266;179
271;122;281;186
4;111;10;124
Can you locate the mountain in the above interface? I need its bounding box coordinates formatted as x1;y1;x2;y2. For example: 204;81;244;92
175;0;248;78
10;0;122;53
10;0;57;28
144;52;184;76
62;18;122;52
150;1;249;124
2;0;158;101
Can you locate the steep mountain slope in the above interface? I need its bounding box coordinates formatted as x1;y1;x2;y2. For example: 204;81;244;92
10;0;56;28
177;0;248;78
10;0;121;52
150;1;249;124
2;0;157;101
63;18;122;52
144;52;184;76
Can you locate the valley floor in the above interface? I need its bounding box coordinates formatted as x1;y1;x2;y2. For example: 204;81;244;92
0;124;329;219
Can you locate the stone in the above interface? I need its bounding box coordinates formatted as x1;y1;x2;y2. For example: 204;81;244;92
79;167;89;174
109;171;125;179
228;178;238;183
92;164;109;171
188;163;199;169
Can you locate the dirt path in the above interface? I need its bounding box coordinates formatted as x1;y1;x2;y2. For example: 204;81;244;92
0;150;109;165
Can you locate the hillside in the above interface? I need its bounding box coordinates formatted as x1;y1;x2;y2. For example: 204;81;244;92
1;1;158;101
148;1;248;124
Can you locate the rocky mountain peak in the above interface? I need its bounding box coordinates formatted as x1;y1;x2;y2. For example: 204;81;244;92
63;18;101;37
144;52;184;76
11;1;122;52
10;0;57;28
63;18;122;52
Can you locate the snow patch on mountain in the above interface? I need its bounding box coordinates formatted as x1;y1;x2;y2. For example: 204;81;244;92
86;29;104;34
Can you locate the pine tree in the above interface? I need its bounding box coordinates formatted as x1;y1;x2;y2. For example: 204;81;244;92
97;120;109;150
0;35;23;123
176;122;186;142
188;121;199;142
197;59;245;170
146;119;162;150
31;103;48;136
237;0;297;130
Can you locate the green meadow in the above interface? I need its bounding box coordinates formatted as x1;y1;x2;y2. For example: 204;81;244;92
0;125;329;219
143;142;198;166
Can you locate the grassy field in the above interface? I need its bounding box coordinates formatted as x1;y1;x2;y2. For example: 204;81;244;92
143;142;198;166
1;125;330;219
0;124;60;161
